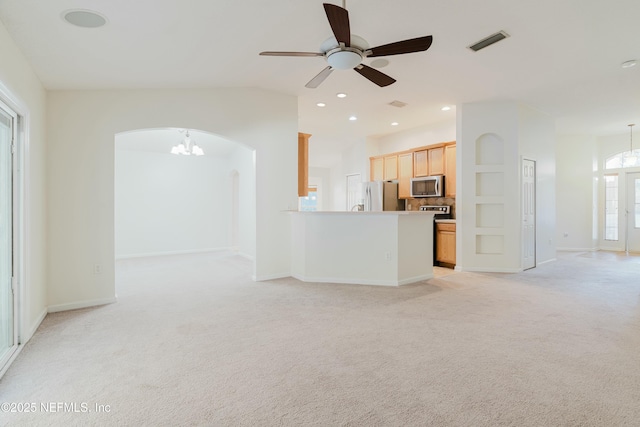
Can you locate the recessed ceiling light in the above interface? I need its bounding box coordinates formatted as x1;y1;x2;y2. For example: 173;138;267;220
441;106;451;111
337;93;347;98
621;60;637;69
62;9;107;28
391;122;399;126
316;102;326;107
349;116;357;121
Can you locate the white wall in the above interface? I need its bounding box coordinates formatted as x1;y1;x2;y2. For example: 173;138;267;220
291;212;433;286
556;134;598;251
327;137;370;211
228;145;256;259
374;119;456;154
46;88;297;310
458;100;555;272
0;20;48;339
115;149;232;258
518;104;557;264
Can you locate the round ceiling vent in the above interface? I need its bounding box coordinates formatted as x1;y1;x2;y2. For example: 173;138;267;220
370;58;389;69
63;10;107;28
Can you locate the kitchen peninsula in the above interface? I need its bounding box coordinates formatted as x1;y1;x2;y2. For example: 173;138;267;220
290;211;435;286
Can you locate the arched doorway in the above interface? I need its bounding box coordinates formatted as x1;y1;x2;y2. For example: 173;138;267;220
114;128;255;290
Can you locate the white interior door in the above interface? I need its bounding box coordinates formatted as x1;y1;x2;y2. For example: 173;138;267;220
0;102;17;369
522;159;536;270
626;172;640;252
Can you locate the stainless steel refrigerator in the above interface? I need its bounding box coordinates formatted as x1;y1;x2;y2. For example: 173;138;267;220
361;181;404;211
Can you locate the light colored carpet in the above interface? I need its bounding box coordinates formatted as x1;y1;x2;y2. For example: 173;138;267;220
1;251;639;426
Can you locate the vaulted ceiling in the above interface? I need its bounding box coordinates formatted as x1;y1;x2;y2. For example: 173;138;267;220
1;0;639;167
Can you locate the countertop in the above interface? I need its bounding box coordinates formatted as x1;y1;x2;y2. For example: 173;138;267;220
435;218;457;223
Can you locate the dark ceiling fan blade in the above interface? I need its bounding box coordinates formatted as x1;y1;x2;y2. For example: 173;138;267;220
260;51;324;57
305;66;334;88
323;3;351;46
354;64;396;87
368;36;433;57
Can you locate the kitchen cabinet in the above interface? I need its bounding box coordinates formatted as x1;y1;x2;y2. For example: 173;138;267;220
398;152;413;198
371;157;384;181
384;154;398;180
413;150;428;177
368;141;455;187
436;222;456;266
444;144;456;197
298;133;311;197
428;146;444;176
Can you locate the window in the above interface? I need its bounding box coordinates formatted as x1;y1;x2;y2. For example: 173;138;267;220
299;186;318;211
604;174;618;240
605;150;640;169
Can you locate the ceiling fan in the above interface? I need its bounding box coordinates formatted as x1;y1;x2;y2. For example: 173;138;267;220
259;1;433;88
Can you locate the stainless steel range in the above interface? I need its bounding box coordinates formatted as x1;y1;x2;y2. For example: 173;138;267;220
419;205;451;219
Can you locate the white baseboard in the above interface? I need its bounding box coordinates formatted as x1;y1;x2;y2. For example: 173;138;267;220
596;248;626;253
115;247;232;260
455;266;523;273
290;273;433;287
397;274;434;286
24;307;47;342
557;247;598;252
252;272;290;281
1;307;47;379
537;258;557;266
236;252;255;261
48;297;117;313
0;346;23;379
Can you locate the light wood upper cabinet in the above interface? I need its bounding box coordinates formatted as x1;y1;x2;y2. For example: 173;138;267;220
368;141;455;196
414;150;428;177
444;144;456;197
384;154;398;180
398;152;413;199
298;133;311;197
428;146;444;176
371;157;384;181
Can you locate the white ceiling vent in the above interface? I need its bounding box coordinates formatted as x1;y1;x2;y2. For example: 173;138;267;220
468;31;509;52
388;100;407;108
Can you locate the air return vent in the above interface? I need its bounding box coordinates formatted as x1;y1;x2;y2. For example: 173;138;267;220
388;100;407;108
468;31;509;52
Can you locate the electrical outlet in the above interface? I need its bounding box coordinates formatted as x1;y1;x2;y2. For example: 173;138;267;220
384;252;392;261
563;232;569;237
93;264;102;275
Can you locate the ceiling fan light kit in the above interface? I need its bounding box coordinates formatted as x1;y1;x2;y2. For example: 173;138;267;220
259;2;433;88
326;48;362;69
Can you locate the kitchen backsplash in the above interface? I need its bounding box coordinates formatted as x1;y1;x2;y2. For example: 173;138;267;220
405;197;456;218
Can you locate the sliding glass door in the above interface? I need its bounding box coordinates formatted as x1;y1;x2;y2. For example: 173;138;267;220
0;102;16;369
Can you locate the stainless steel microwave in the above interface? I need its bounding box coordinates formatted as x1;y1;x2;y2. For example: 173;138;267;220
410;175;444;197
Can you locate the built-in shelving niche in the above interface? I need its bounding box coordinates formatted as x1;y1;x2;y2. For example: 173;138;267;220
474;133;505;255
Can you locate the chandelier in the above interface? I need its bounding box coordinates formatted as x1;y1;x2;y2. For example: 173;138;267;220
170;130;204;156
